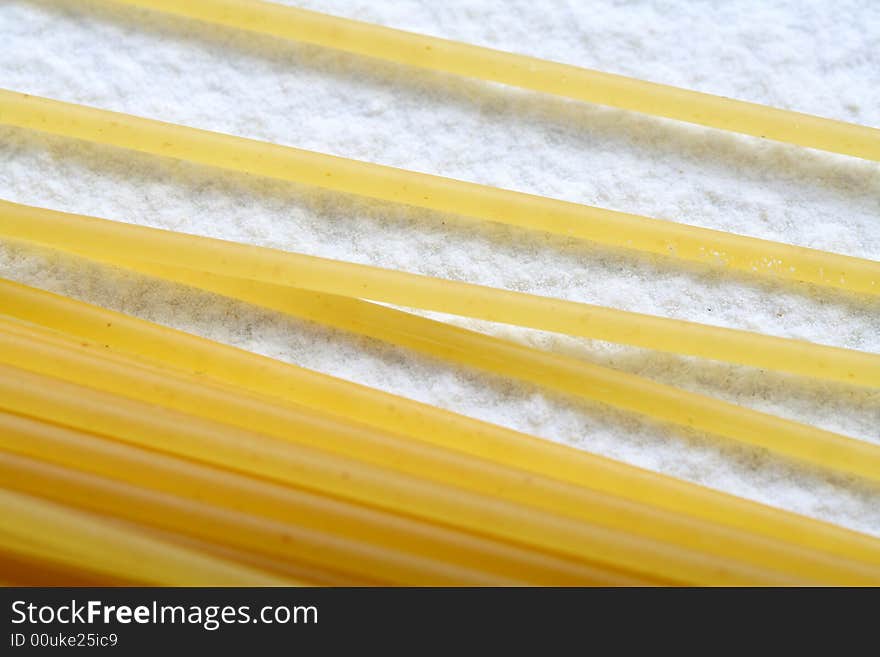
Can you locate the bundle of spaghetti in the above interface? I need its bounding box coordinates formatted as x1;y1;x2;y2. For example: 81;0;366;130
3;0;878;591
1;91;878;296
2;277;880;586
3;279;879;570
0;413;634;586
104;0;880;162
1;358;801;586
6;316;880;585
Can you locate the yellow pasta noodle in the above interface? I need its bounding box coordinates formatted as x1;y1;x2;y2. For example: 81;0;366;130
4;319;877;584
105;0;880;161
